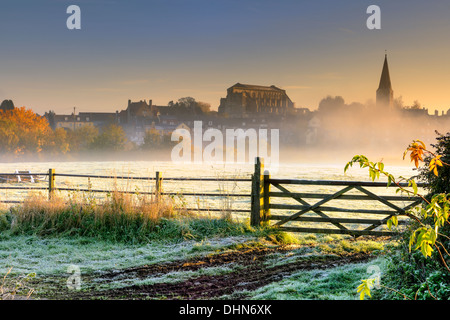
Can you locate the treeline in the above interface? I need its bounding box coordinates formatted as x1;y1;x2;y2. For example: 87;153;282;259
0;107;174;160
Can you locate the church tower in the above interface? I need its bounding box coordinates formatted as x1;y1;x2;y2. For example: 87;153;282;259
376;53;394;109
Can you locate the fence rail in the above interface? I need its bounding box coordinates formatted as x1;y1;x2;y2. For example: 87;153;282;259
0;158;427;237
0;169;253;214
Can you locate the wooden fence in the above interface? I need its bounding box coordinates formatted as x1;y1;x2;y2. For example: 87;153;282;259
0;158;426;237
0;169;253;214
250;157;425;237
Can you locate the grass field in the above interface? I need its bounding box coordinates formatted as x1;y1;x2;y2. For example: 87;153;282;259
1;232;392;300
0;190;398;300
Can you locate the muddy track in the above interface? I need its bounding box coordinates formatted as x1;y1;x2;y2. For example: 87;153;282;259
60;245;374;300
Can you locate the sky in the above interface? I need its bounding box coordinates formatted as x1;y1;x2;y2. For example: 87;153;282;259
2;0;450;115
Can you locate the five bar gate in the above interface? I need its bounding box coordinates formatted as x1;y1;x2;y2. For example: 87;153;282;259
250;157;424;237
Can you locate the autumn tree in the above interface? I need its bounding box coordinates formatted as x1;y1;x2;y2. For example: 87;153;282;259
0;107;59;156
418;131;450;197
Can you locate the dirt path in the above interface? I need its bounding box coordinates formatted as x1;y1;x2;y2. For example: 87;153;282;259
55;245;374;300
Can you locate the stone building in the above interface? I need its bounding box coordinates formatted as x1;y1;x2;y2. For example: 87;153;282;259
376;54;394;109
47;99;157;130
218;83;295;117
121;99;158;125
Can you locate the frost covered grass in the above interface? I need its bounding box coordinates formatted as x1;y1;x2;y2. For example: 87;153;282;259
0;233;256;276
0;232;261;298
246;257;388;300
0;190;296;298
0;228;393;299
0;191;397;300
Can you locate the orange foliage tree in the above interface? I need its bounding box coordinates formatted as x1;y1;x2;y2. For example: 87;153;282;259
0;107;69;156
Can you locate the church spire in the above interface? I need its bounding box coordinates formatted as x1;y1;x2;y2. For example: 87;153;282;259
378;53;392;90
376;53;394;109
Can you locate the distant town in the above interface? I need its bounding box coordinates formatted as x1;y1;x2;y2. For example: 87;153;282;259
1;55;450;155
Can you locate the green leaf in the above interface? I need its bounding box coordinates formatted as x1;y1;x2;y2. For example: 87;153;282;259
411;180;418;195
387;216;398;230
344;163;350;173
357;279;375;300
387;175;392;187
409;230;417;252
411;226;436;258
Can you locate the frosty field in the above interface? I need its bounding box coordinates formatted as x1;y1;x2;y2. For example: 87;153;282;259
0;160;415;300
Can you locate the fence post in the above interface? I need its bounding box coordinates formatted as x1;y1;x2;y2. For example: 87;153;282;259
155;171;162;201
263;170;270;225
251;157;264;227
48;168;55;200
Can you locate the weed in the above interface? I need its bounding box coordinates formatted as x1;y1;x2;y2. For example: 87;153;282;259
1;267;35;300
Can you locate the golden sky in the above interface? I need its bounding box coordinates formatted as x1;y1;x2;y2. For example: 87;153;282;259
2;0;450;115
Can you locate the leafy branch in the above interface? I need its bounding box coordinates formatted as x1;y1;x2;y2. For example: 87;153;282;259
346;139;450;299
357;278;414;301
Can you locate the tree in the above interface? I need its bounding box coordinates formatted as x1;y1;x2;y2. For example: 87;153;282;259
0;107;54;155
0;117;19;153
418;131;450;197
92;124;127;151
44;127;70;155
67;125;99;152
142;129;162;150
142;129;175;150
177;97;196;109
0;99;15;111
409;100;422;110
196;101;211;114
167;97;211;115
318;95;345;114
393;96;404;110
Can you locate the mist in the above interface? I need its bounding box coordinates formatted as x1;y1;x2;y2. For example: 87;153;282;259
1;93;448;172
276;95;450;168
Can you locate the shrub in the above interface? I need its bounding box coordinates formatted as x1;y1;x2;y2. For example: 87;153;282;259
418;131;450;197
348;133;450;299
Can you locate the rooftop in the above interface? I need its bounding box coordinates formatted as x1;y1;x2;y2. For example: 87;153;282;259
230;83;285;92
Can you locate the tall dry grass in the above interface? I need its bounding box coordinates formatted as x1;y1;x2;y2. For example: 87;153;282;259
5;188;183;242
0;171;270;243
1;186;258;243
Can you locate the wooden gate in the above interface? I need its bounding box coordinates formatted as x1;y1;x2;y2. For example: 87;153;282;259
250;158;424;237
